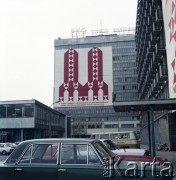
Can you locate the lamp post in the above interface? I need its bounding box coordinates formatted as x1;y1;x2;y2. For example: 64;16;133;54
49;100;60;108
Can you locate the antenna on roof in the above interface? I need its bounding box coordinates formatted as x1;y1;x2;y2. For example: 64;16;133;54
113;27;135;35
91;20;108;36
71;28;86;38
91;29;108;35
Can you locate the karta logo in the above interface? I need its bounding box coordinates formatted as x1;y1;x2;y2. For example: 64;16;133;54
59;48;109;103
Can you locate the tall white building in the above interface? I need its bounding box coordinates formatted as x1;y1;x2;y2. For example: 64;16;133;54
54;33;139;137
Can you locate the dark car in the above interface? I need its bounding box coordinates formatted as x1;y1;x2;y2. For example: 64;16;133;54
0;138;174;180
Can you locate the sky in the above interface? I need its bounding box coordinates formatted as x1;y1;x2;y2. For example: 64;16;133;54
0;0;138;107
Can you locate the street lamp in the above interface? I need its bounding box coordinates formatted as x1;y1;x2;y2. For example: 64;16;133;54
49;100;60;108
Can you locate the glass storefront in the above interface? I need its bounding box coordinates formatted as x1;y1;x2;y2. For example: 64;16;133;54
0;100;66;142
0;103;34;118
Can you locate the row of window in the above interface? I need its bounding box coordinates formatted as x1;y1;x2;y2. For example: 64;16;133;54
59;107;116;115
113;55;136;61
138;58;168;99
72;124;139;130
112;48;136;54
113;69;137;75
0;104;34;118
9;143;102;165
116;92;138;98
113;62;136;68
36;105;64;127
115;97;139;101
113;77;137;83
112;41;135;47
114;85;137;91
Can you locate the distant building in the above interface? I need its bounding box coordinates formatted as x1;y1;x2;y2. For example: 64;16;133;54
0;100;66;142
135;0;176;150
54;33;140;137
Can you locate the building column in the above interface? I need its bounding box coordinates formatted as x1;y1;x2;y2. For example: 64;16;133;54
20;128;23;141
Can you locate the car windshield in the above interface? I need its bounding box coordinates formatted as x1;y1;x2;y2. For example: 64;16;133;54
103;140;119;150
5;143;14;147
92;141;115;161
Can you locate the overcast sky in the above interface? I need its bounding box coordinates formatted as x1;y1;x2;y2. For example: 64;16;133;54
0;0;137;106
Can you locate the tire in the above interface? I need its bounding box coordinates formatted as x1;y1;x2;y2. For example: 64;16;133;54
2;150;7;155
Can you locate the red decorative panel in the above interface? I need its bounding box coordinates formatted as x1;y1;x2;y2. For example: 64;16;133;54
57;47;111;106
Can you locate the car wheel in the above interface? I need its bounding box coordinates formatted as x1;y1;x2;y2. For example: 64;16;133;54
2;151;7;155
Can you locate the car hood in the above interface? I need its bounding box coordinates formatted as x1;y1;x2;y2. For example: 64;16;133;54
117;155;168;163
112;148;146;156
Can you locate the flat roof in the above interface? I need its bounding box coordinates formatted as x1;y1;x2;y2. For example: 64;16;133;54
113;98;176;112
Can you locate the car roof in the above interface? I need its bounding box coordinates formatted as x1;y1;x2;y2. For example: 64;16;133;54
20;138;99;145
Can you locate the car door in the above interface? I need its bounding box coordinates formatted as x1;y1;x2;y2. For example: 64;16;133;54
15;143;59;180
58;143;107;180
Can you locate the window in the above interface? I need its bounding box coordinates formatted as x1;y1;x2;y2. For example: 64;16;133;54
121;124;134;128
104;124;118;129
110;133;119;139
88;145;101;164
61;144;101;165
19;143;59;164
0;103;34;118
100;134;109;139
61;144;74;164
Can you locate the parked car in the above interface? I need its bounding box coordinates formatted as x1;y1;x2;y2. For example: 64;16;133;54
5;143;17;150
14;141;21;146
101;139;149;156
0;143;14;155
0;138;173;180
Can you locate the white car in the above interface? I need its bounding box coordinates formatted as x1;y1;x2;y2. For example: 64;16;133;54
101;139;149;156
0;143;14;155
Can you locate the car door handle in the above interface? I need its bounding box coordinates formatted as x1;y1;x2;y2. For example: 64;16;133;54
58;169;66;172
15;168;23;171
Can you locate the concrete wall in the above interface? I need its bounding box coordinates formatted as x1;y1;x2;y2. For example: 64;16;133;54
0;117;35;128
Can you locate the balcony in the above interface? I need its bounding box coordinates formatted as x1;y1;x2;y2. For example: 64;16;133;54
153;21;161;37
155;43;166;56
155;7;163;26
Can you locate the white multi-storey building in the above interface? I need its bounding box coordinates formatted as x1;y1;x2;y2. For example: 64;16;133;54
54;32;140;137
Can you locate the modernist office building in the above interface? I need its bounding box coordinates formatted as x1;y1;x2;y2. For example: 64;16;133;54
135;0;176;150
0;100;66;142
54;32;140;137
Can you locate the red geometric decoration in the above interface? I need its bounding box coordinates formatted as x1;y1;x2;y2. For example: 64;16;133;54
59;48;109;103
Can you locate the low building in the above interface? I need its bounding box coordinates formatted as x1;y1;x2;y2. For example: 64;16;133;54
0;99;66;142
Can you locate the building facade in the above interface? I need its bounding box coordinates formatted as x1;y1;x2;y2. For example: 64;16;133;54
54;33;140;137
135;0;176;150
0;100;66;142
